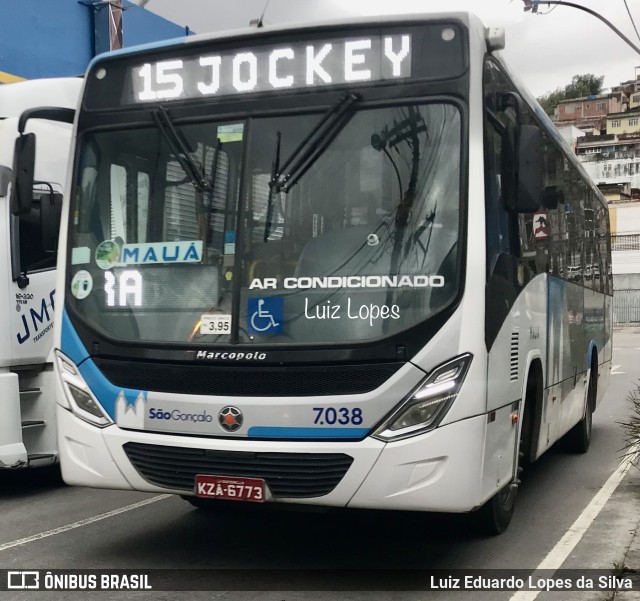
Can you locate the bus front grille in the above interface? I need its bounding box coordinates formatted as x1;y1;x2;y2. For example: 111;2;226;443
123;442;354;499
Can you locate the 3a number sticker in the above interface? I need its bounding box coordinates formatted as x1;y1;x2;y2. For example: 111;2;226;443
312;407;363;426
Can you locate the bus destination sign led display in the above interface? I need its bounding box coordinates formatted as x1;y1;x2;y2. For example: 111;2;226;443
127;34;411;103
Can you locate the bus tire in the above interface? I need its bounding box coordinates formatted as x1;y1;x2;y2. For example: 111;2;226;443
474;483;516;536
473;365;538;536
564;355;596;454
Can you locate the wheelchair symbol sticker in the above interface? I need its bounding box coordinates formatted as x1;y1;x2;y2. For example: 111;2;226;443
248;298;284;334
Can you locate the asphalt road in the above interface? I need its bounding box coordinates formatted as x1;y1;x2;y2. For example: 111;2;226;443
1;329;639;601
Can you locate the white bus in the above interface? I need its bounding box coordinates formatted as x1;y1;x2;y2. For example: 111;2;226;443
0;78;80;469
28;12;611;533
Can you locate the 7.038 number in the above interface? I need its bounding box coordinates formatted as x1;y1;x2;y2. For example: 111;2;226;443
312;407;363;426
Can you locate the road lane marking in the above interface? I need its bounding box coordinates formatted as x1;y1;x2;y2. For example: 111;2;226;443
0;494;171;552
508;443;640;601
611;365;626;375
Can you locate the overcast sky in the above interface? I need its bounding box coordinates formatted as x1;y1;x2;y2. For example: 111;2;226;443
140;0;640;98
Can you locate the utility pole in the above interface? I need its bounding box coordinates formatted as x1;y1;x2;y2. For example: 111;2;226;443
79;0;125;55
109;0;123;51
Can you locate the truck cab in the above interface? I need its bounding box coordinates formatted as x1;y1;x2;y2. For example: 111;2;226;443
0;78;80;468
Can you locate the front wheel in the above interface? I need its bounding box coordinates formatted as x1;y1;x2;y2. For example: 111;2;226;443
473;483;516;536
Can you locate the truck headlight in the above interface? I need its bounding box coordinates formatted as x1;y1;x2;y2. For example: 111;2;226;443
373;353;472;442
55;350;113;428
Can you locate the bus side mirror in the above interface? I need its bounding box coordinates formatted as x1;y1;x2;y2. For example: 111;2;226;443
11;133;36;216
39;190;63;253
514;124;543;213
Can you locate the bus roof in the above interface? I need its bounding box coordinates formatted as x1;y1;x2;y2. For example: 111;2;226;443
87;11;488;70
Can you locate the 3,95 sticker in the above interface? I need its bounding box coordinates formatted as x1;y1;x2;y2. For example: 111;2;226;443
201;314;231;335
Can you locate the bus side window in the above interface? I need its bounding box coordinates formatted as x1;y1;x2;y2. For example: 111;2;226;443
540;132;567;280
483;61;519;280
483;59;522;347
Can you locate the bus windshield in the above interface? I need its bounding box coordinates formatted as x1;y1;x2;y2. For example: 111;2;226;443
67;102;462;345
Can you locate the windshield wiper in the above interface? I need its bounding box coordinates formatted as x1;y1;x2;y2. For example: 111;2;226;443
263;131;281;242
271;92;360;194
262;93;360;241
152;106;211;193
202;138;222;252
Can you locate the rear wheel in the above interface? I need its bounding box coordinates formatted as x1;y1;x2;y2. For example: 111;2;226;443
564;356;596;454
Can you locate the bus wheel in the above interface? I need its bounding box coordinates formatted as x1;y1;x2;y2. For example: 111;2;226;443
564;357;596;454
474;483;516;535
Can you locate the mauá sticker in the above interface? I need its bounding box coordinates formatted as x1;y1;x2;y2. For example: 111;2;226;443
95;240;121;269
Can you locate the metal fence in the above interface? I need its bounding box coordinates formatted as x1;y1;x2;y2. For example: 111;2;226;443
614;289;640;325
611;234;640;252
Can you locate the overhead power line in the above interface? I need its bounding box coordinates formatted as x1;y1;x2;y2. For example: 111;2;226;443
524;1;640;55
623;0;640;43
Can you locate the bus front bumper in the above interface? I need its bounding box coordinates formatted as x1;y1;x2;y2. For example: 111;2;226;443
57;405;488;513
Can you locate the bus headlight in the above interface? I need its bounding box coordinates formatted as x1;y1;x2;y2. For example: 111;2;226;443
373;354;472;442
55;351;113;428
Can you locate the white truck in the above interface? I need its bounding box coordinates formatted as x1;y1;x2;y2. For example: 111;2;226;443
0;78;81;468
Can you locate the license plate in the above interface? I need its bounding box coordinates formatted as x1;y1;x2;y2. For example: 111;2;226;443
194;474;265;502
200;314;231;335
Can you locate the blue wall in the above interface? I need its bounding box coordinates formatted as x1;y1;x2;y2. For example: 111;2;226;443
0;0;188;81
125;2;187;46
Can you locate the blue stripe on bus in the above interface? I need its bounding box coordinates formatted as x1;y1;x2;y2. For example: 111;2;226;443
61;309;90;366
77;358;143;420
247;427;369;439
61;311;145;419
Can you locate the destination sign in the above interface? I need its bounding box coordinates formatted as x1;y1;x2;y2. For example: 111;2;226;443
83;23;467;110
125;34;412;103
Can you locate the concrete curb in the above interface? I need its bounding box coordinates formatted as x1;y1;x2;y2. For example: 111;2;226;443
616;501;640;600
535;465;640;601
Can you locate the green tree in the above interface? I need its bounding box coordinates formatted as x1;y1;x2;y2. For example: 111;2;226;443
538;87;565;116
537;74;605;117
564;74;605;98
